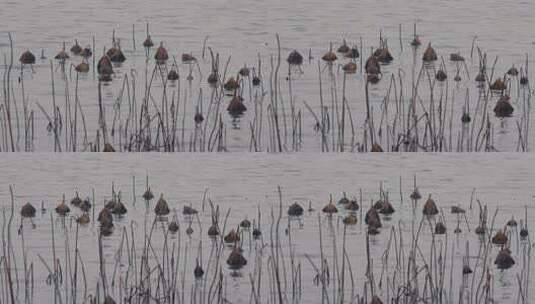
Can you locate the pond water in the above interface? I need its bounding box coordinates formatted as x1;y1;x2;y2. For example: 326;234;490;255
0;0;534;152
1;0;535;301
0;153;533;303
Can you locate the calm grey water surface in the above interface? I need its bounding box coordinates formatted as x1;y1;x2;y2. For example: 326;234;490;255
1;0;534;151
0;153;533;303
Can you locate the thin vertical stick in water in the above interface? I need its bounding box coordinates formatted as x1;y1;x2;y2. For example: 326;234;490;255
132;24;136;51
132;175;136;206
399;24;403;52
